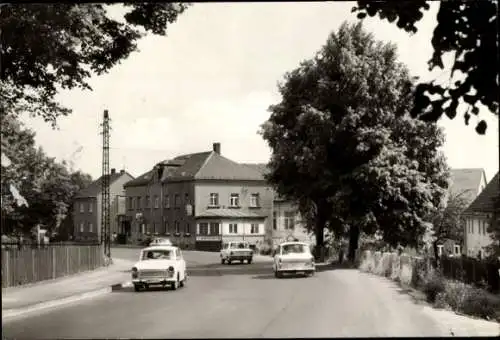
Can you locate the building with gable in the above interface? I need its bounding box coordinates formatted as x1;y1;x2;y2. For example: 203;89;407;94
73;168;134;242
124;143;273;250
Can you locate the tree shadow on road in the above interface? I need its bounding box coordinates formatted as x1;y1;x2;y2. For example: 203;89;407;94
252;274;311;280
316;262;358;272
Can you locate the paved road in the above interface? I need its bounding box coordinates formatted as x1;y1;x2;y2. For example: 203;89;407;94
2;248;449;338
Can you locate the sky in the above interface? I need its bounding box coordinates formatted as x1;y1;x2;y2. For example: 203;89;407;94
21;2;499;182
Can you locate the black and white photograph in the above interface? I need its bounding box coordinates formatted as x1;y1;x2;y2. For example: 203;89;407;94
1;1;499;338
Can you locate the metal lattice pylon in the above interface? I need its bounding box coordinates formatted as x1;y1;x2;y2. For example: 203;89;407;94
100;110;111;259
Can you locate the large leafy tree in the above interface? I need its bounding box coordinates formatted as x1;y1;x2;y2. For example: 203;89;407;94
352;1;499;134
261;22;449;261
1;113;93;236
0;3;189;126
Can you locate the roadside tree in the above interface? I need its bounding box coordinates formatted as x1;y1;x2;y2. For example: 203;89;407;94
261;22;449;261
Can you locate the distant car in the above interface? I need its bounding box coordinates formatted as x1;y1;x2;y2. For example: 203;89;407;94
149;237;172;247
272;241;315;278
131;245;187;292
220;241;253;264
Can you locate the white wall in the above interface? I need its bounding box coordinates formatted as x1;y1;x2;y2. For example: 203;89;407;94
272;200;313;245
465;216;494;256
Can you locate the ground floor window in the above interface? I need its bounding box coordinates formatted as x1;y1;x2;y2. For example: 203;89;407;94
199;222;209;235
210;222;220;235
175;221;180;233
185;223;190;234
250;223;259;234
229;223;238;234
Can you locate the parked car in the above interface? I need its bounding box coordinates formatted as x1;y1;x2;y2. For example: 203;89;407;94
149;237;172;247
220;241;253;264
131;245;187;292
272;241;315;278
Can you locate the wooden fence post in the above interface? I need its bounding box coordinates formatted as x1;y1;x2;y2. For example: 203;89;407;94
32;249;36;282
66;247;69;275
4;251;10;288
52;247;56;279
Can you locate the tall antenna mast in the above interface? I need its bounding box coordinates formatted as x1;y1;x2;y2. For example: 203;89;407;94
100;110;111;260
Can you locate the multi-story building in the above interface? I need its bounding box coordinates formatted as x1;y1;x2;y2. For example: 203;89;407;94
124;143;273;250
73;169;134;242
463;171;498;258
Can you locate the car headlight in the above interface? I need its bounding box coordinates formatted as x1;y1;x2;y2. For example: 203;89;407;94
131;267;138;279
168;266;175;272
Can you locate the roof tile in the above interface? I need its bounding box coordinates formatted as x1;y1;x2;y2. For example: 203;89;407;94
464;172;499;214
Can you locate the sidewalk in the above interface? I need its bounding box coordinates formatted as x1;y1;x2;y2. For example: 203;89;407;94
2;258;134;315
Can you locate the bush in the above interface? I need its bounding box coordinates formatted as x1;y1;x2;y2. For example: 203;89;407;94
461;287;500;320
422;270;446;303
259;243;273;256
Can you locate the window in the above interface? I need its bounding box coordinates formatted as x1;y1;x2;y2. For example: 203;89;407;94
437;245;444;256
229;223;238;234
185;223;190;234
80;203;84;213
250;223;259;234
273;211;277;230
199;223;209;235
185;193;189;203
230;193;239;207
137;197;142;209
250;193;260;207
154;196;159;209
284;211;295;230
209;193;219;207
89;223;93;232
174;194;180;208
88;202;93;212
142;249;172;261
131;197;136;210
164;195;170;208
454;245;461;255
210;222;220;235
175;221;180;233
152;223;156;234
80;222;84;232
164;221;169;233
145;196;150;208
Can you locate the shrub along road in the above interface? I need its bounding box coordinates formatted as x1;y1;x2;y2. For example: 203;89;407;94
3;248;453;338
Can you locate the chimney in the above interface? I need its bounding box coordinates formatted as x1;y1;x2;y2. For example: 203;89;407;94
213;142;221;155
120;169;125;174
111;168;116;175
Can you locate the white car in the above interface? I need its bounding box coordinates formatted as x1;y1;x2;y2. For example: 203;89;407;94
149;237;172;247
272;241;315;278
220;241;253;264
131;245;187;292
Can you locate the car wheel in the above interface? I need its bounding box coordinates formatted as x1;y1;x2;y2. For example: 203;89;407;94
274;270;282;278
134;284;141;292
227;259;232;265
221;258;225;264
247;258;252;264
172;274;180;290
309;270;315;277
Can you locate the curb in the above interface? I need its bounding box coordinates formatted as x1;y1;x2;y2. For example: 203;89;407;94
2;287;111;321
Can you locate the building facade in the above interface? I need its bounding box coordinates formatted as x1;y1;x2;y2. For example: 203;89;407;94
124;143;273;250
73;169;134;242
272;198;314;246
463;172;498;258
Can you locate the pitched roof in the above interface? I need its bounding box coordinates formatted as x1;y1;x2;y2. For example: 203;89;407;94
241;163;269;176
464;172;499;214
449;168;486;205
196;208;268;219
75;172;134;198
124;169;155;188
194;153;264;181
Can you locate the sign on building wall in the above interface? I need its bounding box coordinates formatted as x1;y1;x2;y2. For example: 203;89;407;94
196;235;222;241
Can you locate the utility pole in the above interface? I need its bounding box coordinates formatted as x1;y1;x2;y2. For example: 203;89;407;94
100;110;111;260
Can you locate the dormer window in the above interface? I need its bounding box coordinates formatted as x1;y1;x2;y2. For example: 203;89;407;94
250;193;260;207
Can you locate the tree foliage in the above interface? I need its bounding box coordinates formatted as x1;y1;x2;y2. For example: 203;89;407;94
1;113;93;236
352;1;499;134
261;22;450;260
0;3;189;126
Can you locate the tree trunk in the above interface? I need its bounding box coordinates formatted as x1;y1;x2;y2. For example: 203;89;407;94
432;240;439;269
347;223;360;262
315;213;326;262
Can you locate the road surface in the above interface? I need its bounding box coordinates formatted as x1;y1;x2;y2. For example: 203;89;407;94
2;248;448;338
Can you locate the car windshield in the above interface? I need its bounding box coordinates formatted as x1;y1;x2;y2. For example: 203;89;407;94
282;244;308;255
141;249;172;260
231;242;248;249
